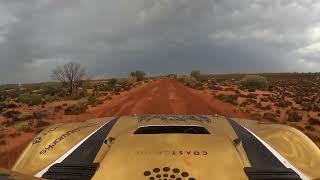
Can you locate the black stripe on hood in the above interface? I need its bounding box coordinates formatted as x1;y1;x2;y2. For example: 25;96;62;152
42;117;119;179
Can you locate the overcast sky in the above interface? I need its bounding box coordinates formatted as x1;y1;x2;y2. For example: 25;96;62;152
0;0;320;83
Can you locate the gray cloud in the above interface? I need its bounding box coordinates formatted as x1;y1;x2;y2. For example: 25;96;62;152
0;0;320;83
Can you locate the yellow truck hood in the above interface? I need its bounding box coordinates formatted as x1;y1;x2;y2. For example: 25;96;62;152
10;115;320;180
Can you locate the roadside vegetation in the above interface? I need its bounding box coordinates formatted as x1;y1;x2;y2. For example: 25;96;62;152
0;62;151;147
1;67;320;153
181;72;320;147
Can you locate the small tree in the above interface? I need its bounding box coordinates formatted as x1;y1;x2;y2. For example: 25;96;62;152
130;70;146;81
51;62;86;94
239;75;268;89
190;70;201;80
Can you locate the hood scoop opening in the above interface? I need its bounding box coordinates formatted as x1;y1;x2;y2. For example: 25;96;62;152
134;125;210;134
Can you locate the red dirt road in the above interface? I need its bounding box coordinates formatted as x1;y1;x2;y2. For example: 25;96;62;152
98;78;250;118
0;78;251;169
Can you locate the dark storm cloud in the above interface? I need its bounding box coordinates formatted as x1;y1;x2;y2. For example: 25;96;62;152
0;0;319;83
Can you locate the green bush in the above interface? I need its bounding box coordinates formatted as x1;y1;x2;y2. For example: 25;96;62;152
16;122;32;132
308;118;320;125
2;110;22;119
0;101;8;112
117;78;135;91
216;94;238;105
190;70;201;80
16;114;33;121
64;102;88;115
88;94;103;107
239;75;268;89
287;111;302;122
251;113;262;120
130;70;146;81
305;125;315;131
263;112;278;122
17;93;43;105
64;90;88;100
33;111;48;119
0;100;18;109
44;95;59;102
108;78;118;87
177;75;198;88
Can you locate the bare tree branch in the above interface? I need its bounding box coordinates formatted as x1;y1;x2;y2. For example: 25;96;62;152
51;62;86;93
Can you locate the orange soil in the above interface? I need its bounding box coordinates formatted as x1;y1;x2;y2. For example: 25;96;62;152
0;78;251;168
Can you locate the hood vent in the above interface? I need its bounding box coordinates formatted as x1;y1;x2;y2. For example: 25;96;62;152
134;126;210;134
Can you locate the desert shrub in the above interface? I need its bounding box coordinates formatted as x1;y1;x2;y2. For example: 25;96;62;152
33;111;48;119
190;70;201;80
64;90;88;100
216;94;238;105
287;111;302;122
108;78;118;87
256;103;272;110
130;70;146;81
44;95;59;102
305;125;315;131
0;101;8;112
240;98;257;106
16;122;32;132
0;100;18;109
16;114;33;121
318;113;320;117
251;113;262;120
17;93;43;105
7;101;18;108
64;102;88;115
246;93;257;98
0;101;6;107
263;112;278;122
128;75;137;83
118;78;135;91
32;119;50;128
301;102;313;111
239;75;268;89
275;99;292;108
1;119;14;127
198;75;211;83
177;75;199;88
54;106;63;112
312;104;320;111
209;85;223;90
88;94;103;107
2;110;22;119
39;83;63;96
308;118;320;126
